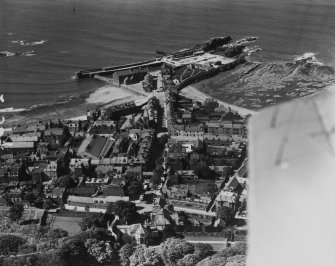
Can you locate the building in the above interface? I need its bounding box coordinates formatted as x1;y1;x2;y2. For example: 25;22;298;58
102;185;124;197
117;224;149;245
7;188;23;203
43;161;58;180
65;195;129;212
37;142;49;153
46;187;65;199
113;69;147;86
0;166;19;184
215;191;238;210
77;135;114;159
142;73;155;92
29;165;48;183
44;128;64;146
21;208;46;225
2;141;35;154
12;124;45;135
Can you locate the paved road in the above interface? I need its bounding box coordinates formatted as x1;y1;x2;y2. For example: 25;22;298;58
173;206;216;216
185;239;230;251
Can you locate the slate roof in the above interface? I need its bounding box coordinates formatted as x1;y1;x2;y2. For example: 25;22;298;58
102;185;124;197
45;128;63;136
74;187;96;197
5;142;34;148
8;136;38;142
78;135;114;159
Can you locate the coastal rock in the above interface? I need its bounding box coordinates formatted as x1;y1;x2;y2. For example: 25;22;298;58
193;55;335;110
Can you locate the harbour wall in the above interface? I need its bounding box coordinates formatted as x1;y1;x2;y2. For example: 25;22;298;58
76;59;163;79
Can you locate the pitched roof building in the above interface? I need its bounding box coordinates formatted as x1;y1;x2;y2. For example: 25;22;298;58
77;135;114;159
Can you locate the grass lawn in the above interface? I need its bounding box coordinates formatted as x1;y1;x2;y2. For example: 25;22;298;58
51;216;82;236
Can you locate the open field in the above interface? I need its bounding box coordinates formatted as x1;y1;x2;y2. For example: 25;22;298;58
51;216;82;236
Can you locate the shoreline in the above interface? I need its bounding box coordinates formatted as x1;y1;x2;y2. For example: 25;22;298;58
180;85;257;117
3;85;143;127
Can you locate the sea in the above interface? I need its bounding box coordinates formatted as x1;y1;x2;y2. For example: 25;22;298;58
1;0;335;110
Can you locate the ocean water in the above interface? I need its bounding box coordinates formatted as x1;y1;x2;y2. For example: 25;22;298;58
1;0;335;110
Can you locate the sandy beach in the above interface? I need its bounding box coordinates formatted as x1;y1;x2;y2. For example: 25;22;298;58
180;85;257;116
86;85;136;104
4;81;257;127
3;85;144;127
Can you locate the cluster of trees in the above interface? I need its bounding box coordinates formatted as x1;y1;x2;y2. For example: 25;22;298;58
53;175;76;189
0;235;26;256
194;165;217;180
79;201;143;232
216;206;236;226
0;226;120;266
79;213;107;231
119;238;216;266
196;242;247;266
9;203;24;221
18;160;31;181
0;225;247;266
56;150;71;177
60;126;71;146
23;187;56;209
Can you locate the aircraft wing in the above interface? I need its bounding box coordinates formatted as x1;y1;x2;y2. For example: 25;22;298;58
247;92;335;266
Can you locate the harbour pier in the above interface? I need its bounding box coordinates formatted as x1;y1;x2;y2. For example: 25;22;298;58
75;59;163;79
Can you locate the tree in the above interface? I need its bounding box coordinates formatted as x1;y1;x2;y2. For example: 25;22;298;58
57;151;71;177
160;238;194;266
127;181;143;201
129;244;163;266
225;255;246;266
61;127;71;145
73;227;115;247
194;166;217;180
55;175;75;188
25;191;37;204
78;120;82;131
195;255;227;266
238;198;247;214
203;182;218;195
2;255;38;266
193;243;214;260
46;228;69;239
0;235;26;255
119;244;135;266
177;254;200;266
59;237;93;266
151;165;164;189
106;201;139;225
43;198;55;210
216;206;235;224
84;238;116;264
34;251;67;266
79;213;106;231
151;174;161;189
9;202;24;221
18;243;37;254
37;238;60;252
18;161;30;181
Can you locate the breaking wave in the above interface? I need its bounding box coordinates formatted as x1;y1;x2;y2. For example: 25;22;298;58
0;107;26;113
0;51;16;57
0;50;36;58
12;40;47;46
294;52;324;66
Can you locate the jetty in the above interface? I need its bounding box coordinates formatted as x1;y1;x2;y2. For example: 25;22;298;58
75;59;163;79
